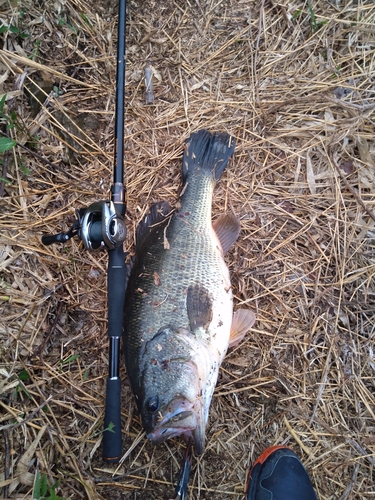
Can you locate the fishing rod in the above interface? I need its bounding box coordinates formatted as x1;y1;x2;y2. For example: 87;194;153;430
173;439;193;500
42;0;194;492
42;0;127;463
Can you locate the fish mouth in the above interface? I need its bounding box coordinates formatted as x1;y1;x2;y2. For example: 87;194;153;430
146;398;205;455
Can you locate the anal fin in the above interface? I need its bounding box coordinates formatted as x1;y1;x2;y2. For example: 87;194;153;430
229;309;256;348
212;213;241;255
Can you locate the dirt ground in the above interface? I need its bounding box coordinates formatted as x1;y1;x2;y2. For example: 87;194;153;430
1;0;375;498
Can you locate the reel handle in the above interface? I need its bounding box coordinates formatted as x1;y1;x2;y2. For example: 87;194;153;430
41;233;70;245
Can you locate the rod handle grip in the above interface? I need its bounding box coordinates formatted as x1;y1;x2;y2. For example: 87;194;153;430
107;246;127;337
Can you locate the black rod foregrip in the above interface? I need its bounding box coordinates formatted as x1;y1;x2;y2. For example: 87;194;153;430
102;245;126;462
103;377;122;462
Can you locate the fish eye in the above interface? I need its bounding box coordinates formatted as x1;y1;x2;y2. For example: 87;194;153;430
147;396;159;413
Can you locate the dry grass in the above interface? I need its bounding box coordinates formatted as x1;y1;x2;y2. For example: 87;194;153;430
1;0;375;498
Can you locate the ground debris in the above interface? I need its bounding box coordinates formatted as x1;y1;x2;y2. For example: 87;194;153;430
1;0;374;498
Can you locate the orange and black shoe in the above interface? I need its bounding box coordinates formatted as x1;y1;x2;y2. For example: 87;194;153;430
245;445;317;500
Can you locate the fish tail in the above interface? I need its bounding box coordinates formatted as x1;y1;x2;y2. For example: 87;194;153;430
182;129;236;183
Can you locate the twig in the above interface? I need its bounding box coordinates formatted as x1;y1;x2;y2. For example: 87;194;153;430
0;91;15;197
3;428;10;499
144;66;154;105
0;141;10;198
92;464;149;483
0;130;64;171
338;464;360;500
0;396;53;431
33;301;64;360
329;149;375;223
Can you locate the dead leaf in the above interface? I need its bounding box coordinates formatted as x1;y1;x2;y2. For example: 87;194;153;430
339;160;354;175
164;226;170;249
226;356;250;367
153;271;161;286
306;150;316;195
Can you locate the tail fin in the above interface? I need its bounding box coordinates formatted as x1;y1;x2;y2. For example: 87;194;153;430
182;129;236;183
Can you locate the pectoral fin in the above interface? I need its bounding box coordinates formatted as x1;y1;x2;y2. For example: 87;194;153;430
212;213;241;255
229;309;256;348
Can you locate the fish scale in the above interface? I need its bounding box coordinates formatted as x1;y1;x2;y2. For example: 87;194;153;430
126;205;229;354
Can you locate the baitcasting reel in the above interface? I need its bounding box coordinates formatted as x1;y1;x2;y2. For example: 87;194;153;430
42;199;127;251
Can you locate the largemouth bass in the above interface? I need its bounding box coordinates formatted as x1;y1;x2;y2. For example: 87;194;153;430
124;129;255;454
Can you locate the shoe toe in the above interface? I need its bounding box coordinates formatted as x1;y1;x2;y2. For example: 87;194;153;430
246;447;317;500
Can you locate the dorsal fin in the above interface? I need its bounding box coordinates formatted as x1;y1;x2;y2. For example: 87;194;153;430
212;213;241;255
136;201;171;249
